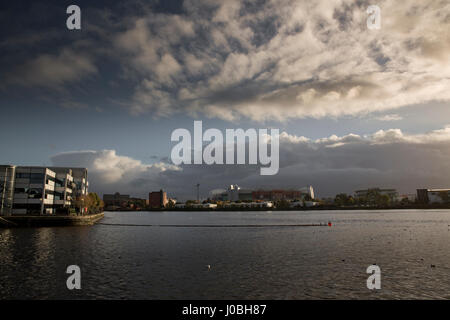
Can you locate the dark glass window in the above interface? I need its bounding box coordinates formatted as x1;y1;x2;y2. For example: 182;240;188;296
27;204;41;214
15;172;30;179
30;173;44;184
13;204;28;209
14;187;30;194
55;179;64;188
28;188;43;199
54;192;63;200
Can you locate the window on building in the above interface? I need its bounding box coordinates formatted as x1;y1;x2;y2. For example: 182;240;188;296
27;204;41;214
30;173;45;184
14;187;30;194
15;172;30;179
13;204;28;209
28;188;43;199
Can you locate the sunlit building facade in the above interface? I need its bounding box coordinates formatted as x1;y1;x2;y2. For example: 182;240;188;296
0;165;88;216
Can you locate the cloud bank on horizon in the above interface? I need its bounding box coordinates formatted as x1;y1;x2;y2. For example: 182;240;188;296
51;126;450;199
1;0;449;121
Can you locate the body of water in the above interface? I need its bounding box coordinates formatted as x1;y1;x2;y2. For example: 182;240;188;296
1;210;450;299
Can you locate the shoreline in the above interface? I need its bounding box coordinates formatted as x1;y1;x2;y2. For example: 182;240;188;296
0;212;104;228
105;204;450;212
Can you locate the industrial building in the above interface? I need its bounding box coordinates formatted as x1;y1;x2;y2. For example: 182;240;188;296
212;185;315;202
417;188;450;204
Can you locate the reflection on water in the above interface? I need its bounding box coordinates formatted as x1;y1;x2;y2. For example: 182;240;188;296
1;210;450;299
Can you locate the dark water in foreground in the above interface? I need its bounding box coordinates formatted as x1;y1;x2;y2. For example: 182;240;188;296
1;210;450;299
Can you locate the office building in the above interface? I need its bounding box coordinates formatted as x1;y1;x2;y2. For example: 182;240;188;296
0;165;88;216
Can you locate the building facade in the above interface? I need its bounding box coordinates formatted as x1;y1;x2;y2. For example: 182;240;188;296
0;165;88;216
103;192;147;210
225;185;253;201
103;193;130;208
417;188;450;204
213;185;315;202
252;186;315;201
149;190;168;208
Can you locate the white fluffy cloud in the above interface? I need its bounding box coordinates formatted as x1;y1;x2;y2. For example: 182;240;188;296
50;150;180;197
50;126;450;200
113;0;450;121
376;114;403;121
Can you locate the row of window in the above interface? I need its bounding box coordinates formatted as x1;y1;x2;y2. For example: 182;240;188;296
12;203;42;214
14;188;67;200
14;187;43;198
16;173;45;179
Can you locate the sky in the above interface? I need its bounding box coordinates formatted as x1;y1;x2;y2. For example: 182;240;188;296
0;0;450;200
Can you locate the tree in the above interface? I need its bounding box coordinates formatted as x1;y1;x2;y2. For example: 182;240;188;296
378;194;390;207
400;197;410;206
334;193;349;206
334;193;355;206
185;200;197;206
275;199;291;209
167;199;176;209
74;193;104;215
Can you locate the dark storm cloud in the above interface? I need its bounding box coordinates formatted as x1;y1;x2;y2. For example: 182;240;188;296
50;126;450;200
1;0;448;121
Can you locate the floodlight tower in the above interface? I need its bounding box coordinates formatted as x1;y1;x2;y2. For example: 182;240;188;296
196;183;200;202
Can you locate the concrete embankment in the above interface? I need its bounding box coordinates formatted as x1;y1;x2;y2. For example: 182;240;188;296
0;212;104;227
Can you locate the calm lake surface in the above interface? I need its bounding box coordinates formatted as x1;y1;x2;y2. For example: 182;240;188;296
1;210;450;299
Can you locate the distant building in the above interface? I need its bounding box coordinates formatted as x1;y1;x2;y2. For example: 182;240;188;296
225;185;253;201
213;185;315;202
223;201;274;209
417;188;450;204
149;190;168;208
187;203;218;209
103;193;130;208
252;187;314;201
416;189;429;204
103;193;146;210
0;165;88;216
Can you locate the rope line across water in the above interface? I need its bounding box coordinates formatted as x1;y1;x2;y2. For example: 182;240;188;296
96;223;330;228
